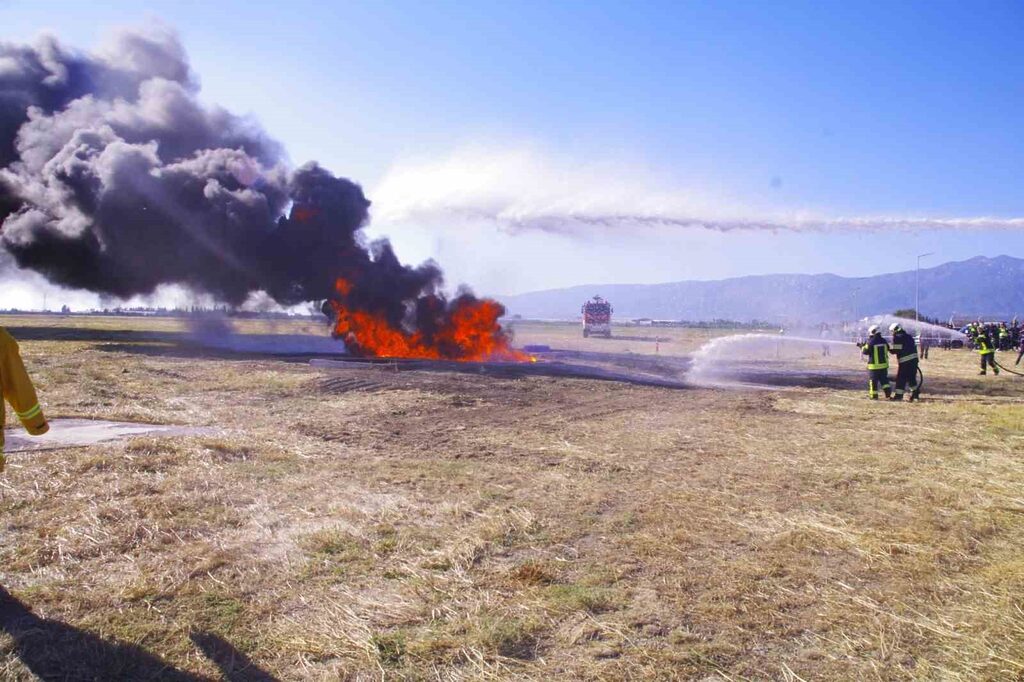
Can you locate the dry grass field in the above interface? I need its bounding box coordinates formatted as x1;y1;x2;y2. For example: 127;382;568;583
1;316;1023;680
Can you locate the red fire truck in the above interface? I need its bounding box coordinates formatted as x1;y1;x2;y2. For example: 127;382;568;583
581;296;613;338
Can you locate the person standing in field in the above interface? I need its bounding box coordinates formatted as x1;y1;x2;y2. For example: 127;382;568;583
820;323;831;357
860;325;891;400
975;327;999;376
1;327;49;470
888;323;920;401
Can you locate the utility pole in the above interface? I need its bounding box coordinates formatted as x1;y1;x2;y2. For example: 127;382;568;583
916;252;933;323
846;286;860;331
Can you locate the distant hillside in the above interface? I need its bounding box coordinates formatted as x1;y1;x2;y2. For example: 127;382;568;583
499;255;1024;323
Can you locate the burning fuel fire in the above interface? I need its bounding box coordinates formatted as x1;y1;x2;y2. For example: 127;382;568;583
0;29;543;362
328;277;529;362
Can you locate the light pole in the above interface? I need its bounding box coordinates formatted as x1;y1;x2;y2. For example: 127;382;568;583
915;252;933;323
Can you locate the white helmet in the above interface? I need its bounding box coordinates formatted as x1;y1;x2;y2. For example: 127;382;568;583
868;325;880;335
889;322;901;332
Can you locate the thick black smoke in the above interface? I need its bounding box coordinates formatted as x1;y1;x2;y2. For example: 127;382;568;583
0;28;444;309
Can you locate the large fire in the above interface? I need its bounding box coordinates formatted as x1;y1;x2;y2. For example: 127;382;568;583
329;277;529;362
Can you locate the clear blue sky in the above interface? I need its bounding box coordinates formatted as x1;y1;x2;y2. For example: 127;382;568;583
3;0;1024;301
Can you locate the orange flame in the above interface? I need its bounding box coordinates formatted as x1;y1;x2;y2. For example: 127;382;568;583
330;277;528;362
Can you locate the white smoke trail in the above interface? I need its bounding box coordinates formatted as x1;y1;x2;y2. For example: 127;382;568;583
372;147;1024;235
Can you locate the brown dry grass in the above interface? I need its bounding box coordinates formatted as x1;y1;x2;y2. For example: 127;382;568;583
0;316;1022;680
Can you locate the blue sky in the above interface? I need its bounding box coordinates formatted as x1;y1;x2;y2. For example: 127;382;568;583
2;0;1024;302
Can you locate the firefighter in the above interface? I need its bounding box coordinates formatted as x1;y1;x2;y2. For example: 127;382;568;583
888;323;920;401
976;327;999;376
916;330;929;359
998;323;1010;351
860;325;891;400
1;327;49;470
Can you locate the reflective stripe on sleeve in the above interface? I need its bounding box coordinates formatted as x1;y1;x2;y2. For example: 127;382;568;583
17;404;42;420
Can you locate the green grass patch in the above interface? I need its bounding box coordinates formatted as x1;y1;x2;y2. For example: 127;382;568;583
474;615;545;660
302;528;366;561
544;584;620;614
371;630;407;666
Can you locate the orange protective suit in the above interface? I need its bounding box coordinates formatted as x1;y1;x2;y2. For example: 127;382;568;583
1;327;49;465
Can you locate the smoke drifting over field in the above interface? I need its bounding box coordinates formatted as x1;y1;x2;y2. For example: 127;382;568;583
0;28;516;360
373;147;1024;235
0;28;364;304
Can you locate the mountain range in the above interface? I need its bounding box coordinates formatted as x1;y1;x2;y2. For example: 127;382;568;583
498;255;1024;323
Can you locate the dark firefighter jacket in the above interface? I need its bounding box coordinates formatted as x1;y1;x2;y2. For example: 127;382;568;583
976;334;995;355
890;330;918;363
1;327;49;455
862;334;890;370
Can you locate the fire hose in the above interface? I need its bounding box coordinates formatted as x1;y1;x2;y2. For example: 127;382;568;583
993;358;1024;377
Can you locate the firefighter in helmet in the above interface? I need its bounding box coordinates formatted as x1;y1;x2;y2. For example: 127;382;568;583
976;327;999;376
860;325;891;400
1;327;49;470
888;323;920;401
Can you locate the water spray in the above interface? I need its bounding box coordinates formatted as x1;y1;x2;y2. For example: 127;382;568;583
858;315;967;343
686;316;971;392
688;333;862;389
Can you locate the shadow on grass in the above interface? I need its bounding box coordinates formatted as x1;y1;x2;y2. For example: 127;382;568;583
0;586;278;681
96;342;316;363
191;631;279;682
5;326;185;344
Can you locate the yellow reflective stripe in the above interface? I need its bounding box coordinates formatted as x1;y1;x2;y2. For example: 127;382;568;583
899;353;918;361
867;362;888;370
17;404;42;420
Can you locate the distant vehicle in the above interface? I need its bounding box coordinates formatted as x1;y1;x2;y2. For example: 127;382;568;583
581;295;613;338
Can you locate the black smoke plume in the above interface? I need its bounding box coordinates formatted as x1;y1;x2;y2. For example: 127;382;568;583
0;28;447;309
